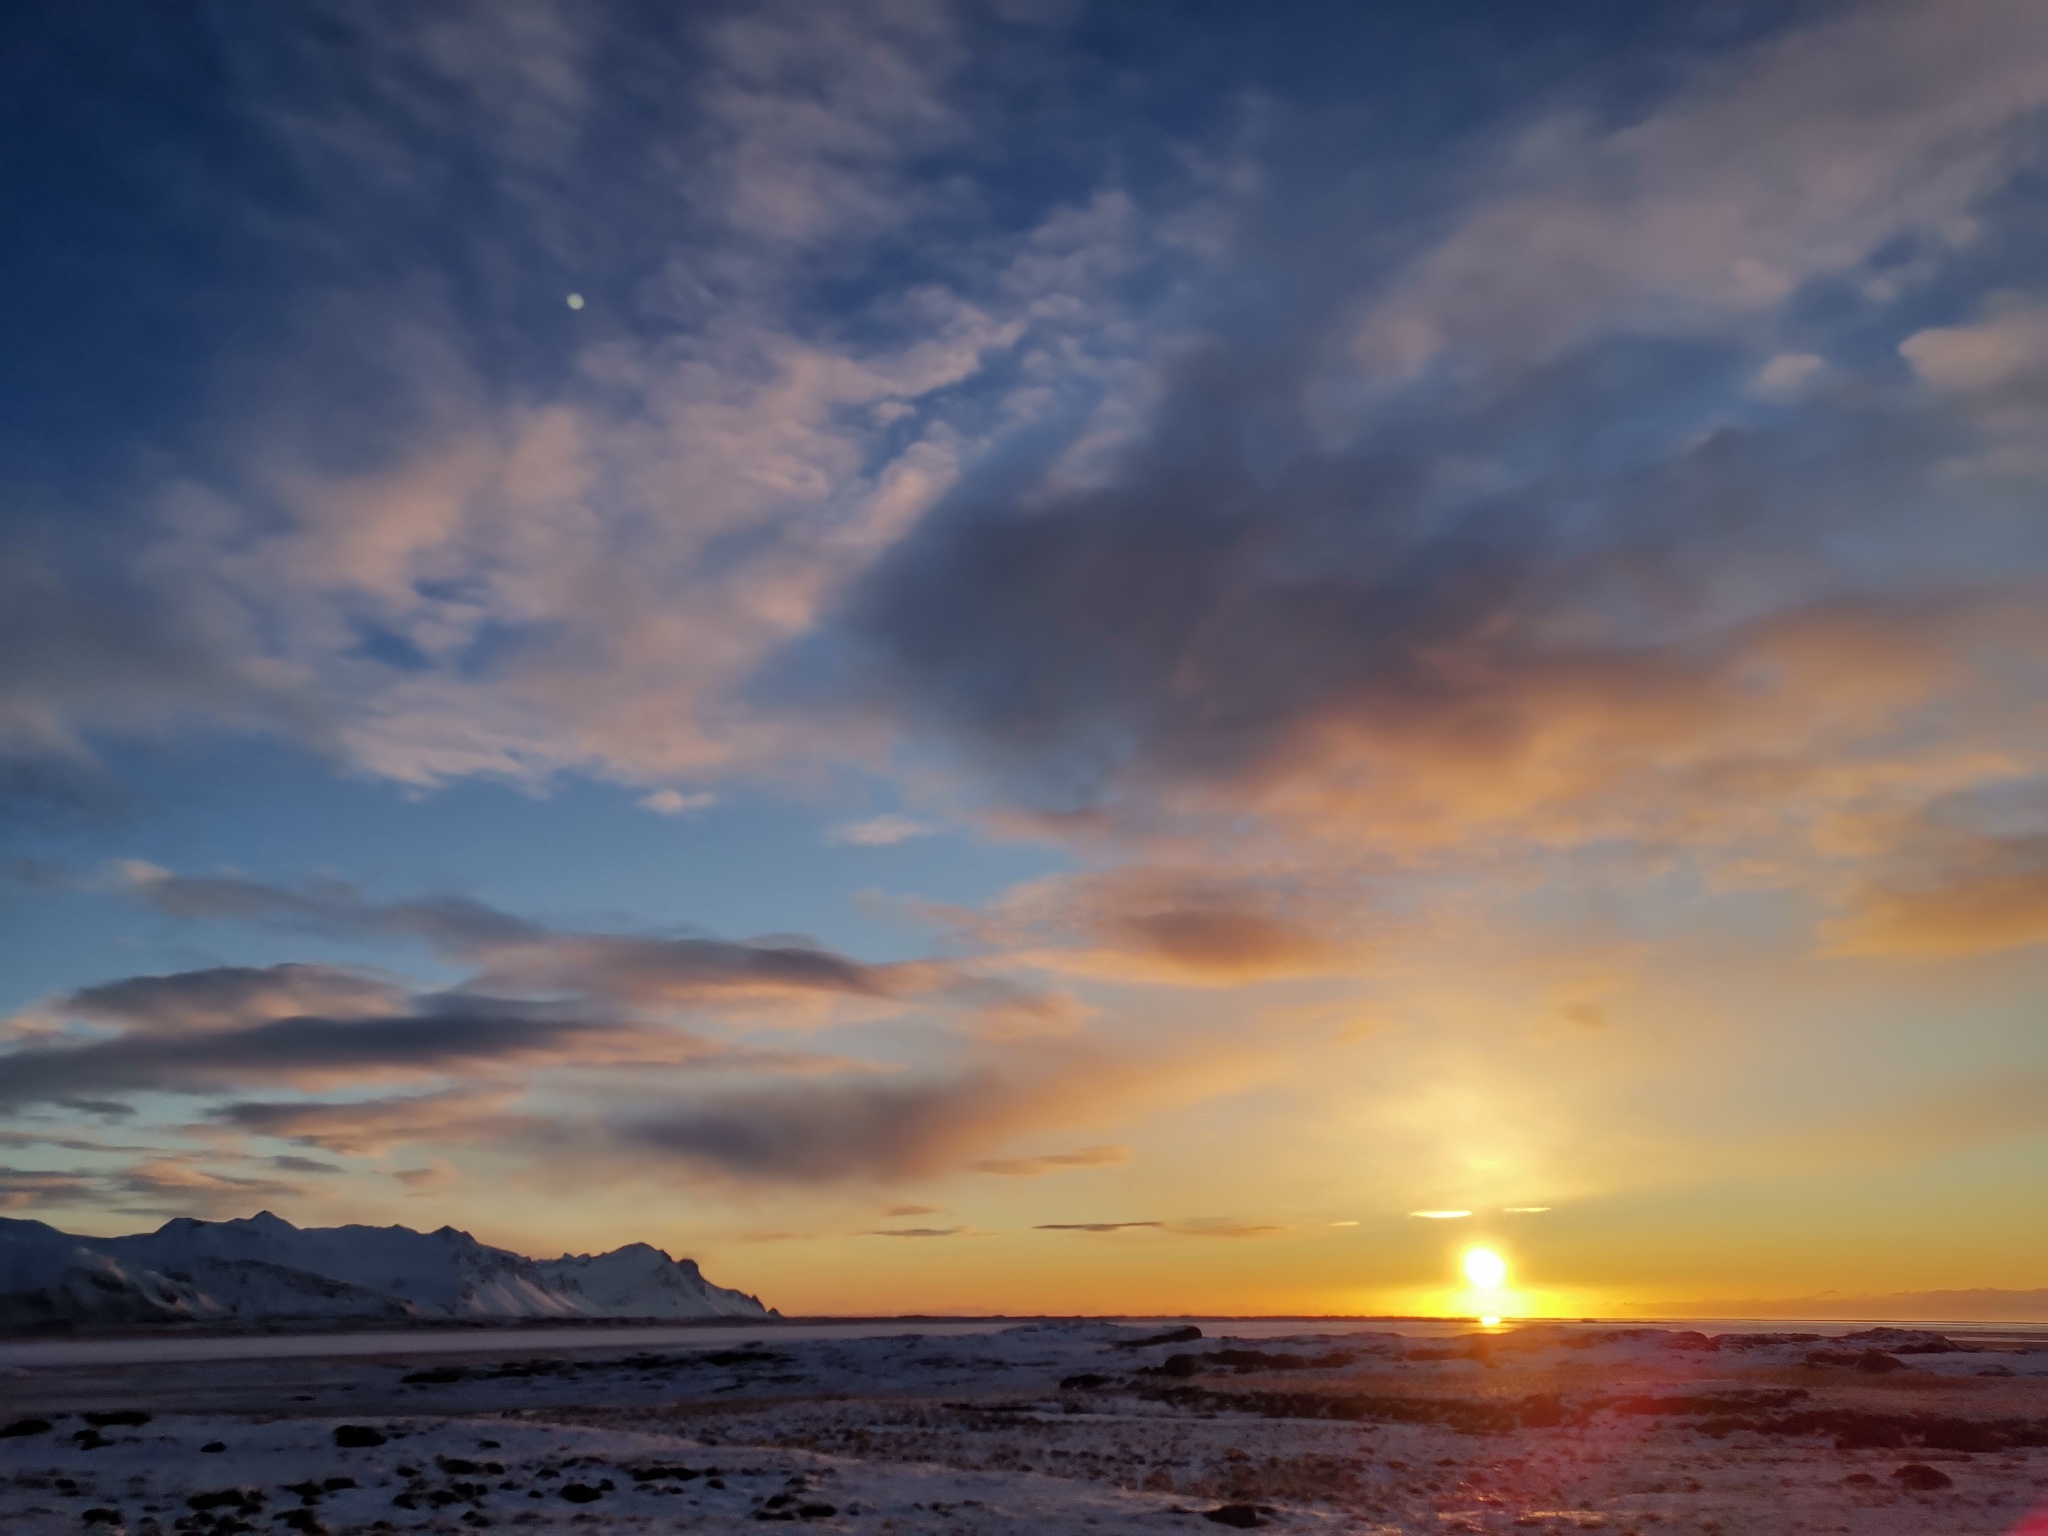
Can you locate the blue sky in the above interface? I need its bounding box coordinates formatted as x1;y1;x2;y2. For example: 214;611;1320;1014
4;0;2048;1315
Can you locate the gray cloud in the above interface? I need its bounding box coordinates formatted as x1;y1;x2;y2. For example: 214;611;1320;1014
206;1088;526;1155
109;864;1074;1024
1;967;614;1112
812;9;2048;864
0;556;275;819
623;1074;1015;1183
67;963;407;1034
840;324;2039;855
120;868;544;954
0;1167;99;1211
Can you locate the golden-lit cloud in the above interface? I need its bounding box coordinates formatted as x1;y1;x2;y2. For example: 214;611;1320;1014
1824;834;2048;959
945;867;1370;985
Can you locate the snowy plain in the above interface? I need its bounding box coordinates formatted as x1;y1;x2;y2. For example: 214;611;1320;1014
6;1318;2048;1535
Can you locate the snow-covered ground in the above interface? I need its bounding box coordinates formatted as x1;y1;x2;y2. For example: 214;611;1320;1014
5;1319;2047;1534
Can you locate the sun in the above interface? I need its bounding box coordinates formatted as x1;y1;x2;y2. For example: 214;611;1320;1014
1462;1244;1507;1290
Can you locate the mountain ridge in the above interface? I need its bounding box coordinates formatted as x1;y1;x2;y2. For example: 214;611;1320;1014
0;1211;774;1329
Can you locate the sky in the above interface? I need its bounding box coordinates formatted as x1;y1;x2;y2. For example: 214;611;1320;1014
3;0;2048;1319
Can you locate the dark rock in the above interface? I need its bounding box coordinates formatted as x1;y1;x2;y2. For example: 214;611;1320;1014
1061;1373;1111;1390
798;1504;836;1519
321;1478;356;1492
201;1441;227;1453
1894;1464;1954;1491
402;1368;465;1385
1203;1505;1263;1528
84;1410;151;1427
72;1428;110;1449
82;1510;122;1525
188;1489;256;1512
0;1418;51;1438
334;1426;387;1448
558;1484;603;1504
1115;1325;1204;1349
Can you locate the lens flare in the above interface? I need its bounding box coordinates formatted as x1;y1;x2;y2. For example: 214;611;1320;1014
1462;1245;1507;1289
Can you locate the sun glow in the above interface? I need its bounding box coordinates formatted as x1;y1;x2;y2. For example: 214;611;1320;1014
1462;1245;1508;1289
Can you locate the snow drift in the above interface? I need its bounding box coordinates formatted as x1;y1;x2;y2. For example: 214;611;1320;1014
0;1211;773;1328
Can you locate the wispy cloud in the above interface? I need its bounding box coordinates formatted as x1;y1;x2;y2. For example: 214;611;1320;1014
828;814;938;847
972;1144;1131;1176
640;789;716;816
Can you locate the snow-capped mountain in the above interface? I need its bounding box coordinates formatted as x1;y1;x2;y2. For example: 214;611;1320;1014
0;1212;774;1329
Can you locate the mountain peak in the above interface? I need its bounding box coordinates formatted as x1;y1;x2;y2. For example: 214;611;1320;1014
0;1213;773;1326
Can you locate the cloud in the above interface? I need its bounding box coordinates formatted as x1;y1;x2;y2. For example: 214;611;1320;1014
883;1203;942;1217
1031;1216;1282;1236
0;555;280;813
862;1226;962;1239
1901;303;2048;394
828;813;938;846
267;1155;344;1174
1409;1210;1472;1219
0;1004;614;1110
0;962;657;1112
110;863;1074;1026
1165;1216;1286;1238
116;865;545;954
1350;0;2048;378
65;963;407;1035
1824;831;2048;959
1748;353;1826;401
640;789;716;816
611;1038;1222;1184
207;1088;524;1155
960;867;1362;984
972;1144;1131;1175
0;1168;98;1211
466;932;901;1009
620;1072;1025;1183
7;0;1141;809
108;1156;313;1216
